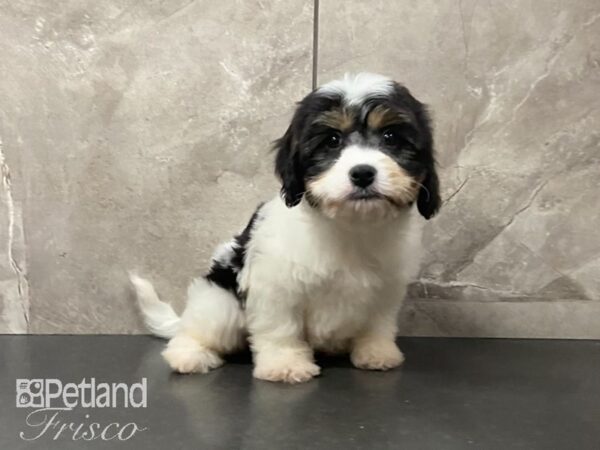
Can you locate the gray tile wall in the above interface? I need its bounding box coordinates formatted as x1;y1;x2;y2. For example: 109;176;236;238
1;1;598;336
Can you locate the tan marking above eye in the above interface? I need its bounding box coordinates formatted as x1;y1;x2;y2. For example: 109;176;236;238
367;105;410;130
314;108;356;132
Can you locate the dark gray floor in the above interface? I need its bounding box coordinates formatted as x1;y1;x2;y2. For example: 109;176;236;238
1;336;599;449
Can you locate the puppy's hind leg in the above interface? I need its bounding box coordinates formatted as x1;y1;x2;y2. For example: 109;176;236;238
163;278;245;374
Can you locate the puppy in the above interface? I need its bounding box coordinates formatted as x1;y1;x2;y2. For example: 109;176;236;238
130;73;440;383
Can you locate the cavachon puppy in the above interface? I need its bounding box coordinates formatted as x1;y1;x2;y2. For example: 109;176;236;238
131;73;440;383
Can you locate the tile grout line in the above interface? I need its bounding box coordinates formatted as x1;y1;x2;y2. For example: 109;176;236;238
312;0;319;90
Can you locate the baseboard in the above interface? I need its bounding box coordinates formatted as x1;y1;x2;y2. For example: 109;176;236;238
399;299;600;339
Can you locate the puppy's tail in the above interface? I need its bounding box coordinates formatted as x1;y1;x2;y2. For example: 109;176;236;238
129;273;181;339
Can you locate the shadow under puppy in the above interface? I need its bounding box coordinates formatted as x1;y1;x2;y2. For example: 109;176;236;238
131;73;441;383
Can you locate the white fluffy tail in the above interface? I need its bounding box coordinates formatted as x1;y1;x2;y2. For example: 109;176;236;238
129;273;181;339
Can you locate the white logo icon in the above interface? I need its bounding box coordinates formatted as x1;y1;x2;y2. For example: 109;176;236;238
16;379;45;408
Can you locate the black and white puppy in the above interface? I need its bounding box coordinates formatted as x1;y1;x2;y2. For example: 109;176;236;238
131;73;440;383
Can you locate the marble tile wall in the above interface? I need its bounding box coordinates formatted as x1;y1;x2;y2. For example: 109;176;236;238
0;0;598;336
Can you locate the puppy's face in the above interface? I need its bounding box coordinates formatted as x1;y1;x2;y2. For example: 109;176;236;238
275;73;440;221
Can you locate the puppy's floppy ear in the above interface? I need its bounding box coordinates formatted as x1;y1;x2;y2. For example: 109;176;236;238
417;167;441;219
274;122;305;207
414;102;441;220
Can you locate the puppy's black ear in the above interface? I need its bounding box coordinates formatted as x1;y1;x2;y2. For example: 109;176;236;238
413;102;441;220
274;123;305;207
417;167;441;219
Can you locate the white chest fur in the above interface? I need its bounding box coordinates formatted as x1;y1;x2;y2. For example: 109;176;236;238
303;268;382;351
240;197;421;352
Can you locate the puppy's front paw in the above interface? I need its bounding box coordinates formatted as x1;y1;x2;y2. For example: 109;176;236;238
351;339;404;371
253;357;321;384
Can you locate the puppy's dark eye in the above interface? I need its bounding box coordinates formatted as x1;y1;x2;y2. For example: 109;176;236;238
382;129;400;147
324;132;342;149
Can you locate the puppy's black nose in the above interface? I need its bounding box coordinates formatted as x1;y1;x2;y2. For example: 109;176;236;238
349;164;377;188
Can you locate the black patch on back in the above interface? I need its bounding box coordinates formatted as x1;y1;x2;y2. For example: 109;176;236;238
204;203;264;306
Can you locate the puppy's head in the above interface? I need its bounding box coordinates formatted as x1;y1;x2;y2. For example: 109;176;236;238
274;73;440;221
